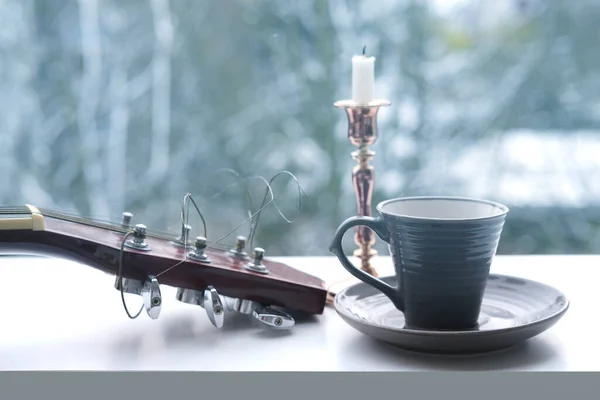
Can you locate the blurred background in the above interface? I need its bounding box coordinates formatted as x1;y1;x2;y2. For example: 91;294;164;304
1;0;600;257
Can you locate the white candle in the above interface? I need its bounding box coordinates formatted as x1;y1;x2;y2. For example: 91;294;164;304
352;52;375;104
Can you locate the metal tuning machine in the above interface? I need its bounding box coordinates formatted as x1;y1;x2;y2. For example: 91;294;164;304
175;286;224;328
115;275;163;319
243;247;269;274
204;286;224;328
251;304;295;329
124;224;152;251
188;236;211;263
175;286;294;329
228;236;249;260
172;223;192;248
219;295;294;328
121;212;133;228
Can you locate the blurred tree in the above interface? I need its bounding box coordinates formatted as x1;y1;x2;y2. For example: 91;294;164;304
0;0;599;256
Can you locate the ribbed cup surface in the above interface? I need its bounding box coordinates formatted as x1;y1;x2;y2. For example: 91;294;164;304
383;209;506;330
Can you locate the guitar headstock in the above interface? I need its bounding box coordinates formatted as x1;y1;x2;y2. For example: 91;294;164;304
0;205;328;329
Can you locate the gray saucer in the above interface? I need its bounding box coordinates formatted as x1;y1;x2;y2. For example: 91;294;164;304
334;274;569;354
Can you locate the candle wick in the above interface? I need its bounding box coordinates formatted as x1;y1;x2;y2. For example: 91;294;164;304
362;45;366;56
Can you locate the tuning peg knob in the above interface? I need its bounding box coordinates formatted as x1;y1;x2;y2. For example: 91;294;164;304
114;275;162;320
174;287;295;330
244;247;269;274
252;306;295;329
121;212;133;227
229;236;249;259
175;287;202;305
124;224;151;251
203;286;225;328
176;286;226;328
188;236;211;263
141;276;162;319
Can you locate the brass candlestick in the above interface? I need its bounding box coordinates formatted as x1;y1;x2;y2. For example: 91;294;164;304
327;98;390;304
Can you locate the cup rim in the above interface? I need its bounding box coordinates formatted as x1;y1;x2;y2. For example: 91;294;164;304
376;196;509;222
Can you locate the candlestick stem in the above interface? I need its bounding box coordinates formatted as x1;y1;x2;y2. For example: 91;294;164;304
351;145;378;276
333;99;390;280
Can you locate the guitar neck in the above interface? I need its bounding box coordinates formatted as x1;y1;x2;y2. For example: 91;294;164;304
0;205;328;315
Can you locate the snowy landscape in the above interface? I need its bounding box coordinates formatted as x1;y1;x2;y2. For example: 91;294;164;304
0;0;599;256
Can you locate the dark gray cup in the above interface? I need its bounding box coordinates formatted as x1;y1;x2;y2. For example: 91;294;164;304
329;196;509;331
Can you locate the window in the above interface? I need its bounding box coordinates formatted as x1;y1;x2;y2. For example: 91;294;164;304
1;0;598;256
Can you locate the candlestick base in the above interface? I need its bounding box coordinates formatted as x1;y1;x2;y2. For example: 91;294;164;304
353;246;378;277
325;252;379;306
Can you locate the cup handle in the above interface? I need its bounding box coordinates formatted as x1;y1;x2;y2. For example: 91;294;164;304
328;216;403;311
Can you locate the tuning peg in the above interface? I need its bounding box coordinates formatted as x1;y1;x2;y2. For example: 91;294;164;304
228;236;249;259
121;212;133;227
252;305;295;329
124;224;151;251
173;224;192;247
174;286;295;330
141;276;162;319
188;236;211;263
114;275;162;320
203;286;225;328
244;247;269;275
234;297;295;329
175;287;203;306
175;286;225;328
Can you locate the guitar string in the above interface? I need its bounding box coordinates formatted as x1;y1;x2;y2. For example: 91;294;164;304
40;169;264;252
155;171;307;281
202;170;307;259
115;181;263;318
39;172;242;248
17;171;305;320
31;177;254;252
181;192;206;239
207;168;256;240
152;174;279;279
179;168;256;246
37;208;234;252
115;188;266;320
0;207;32;214
248;170;306;251
118;230;144;319
37;170;305;249
116;173;266;318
